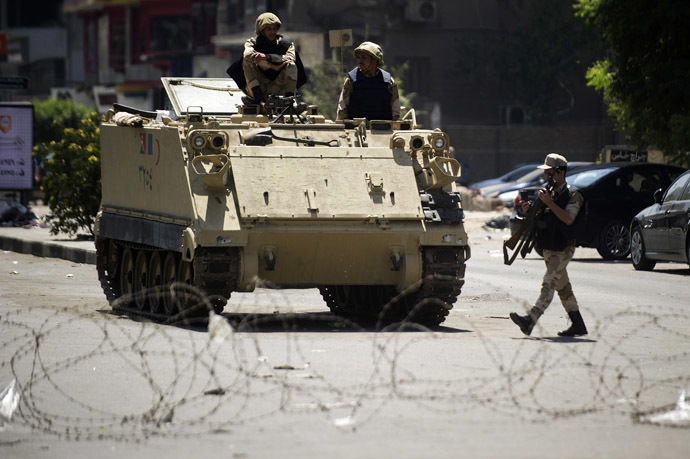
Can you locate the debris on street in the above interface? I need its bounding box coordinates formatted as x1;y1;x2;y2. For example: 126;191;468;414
0;200;39;228
638;390;690;427
483;214;510;230
0;379;20;425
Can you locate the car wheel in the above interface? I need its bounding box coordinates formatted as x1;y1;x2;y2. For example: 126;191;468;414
596;220;631;260
630;225;656;271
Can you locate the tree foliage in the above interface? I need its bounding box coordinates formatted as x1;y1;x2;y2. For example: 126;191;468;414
575;0;690;166
300;55;344;121
32;98;92;158
33;112;102;238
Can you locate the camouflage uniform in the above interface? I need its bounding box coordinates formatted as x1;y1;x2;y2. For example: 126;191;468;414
337;42;401;121
510;153;588;337
243;13;298;101
532;183;584;317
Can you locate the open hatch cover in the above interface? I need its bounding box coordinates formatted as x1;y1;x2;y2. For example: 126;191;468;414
161;77;244;118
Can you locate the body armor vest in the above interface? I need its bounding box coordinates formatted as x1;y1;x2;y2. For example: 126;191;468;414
536;186;575;252
347;68;392;120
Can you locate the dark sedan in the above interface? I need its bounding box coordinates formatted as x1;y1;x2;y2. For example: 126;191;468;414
509;162;687;260
630;169;690;270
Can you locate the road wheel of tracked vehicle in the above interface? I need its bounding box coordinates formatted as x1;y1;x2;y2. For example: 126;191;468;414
147;251;163;313
107;240;119;281
96;238;121;303
392;247;466;327
133;250;149;311
318;285;352;316
176;259;197;318
320;285;400;324
320;285;349;317
320;247;466;328
119;248;134;307
161;251;179;316
597;220;630;260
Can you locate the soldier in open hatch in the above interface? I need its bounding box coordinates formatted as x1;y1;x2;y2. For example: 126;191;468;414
226;12;306;106
509;153;589;337
336;41;400;121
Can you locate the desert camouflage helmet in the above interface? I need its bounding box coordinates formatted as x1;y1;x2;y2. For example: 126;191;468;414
255;12;281;34
354;41;384;65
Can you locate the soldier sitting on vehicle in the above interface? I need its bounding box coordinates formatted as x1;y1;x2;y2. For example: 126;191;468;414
336;42;401;121
226;12;306;107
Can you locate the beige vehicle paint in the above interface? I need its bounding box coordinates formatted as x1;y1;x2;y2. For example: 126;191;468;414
95;78;469;326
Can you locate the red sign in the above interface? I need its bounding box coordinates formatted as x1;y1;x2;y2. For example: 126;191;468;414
0;33;6;55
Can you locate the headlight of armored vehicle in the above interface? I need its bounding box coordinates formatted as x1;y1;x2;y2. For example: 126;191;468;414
187;130;228;152
430;132;448;152
189;132;207;150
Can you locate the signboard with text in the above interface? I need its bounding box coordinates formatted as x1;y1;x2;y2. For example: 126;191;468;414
609;149;648;162
599;145;666;164
0;76;29;89
0;103;34;190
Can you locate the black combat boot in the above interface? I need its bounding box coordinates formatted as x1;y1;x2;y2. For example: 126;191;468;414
558;310;588;337
252;87;265;104
510;312;535;336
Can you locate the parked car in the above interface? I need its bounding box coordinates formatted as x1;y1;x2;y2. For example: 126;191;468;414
469;163;539;197
630;169;690;270
468;163;539;194
495;162;591;207
509;162;687;259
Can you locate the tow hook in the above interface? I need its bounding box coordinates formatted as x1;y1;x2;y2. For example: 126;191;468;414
261;246;277;271
388;247;403;271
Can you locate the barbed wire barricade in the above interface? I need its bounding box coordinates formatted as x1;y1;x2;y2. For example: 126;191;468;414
1;276;689;441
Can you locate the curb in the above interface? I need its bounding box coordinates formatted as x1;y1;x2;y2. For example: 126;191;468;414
0;234;97;265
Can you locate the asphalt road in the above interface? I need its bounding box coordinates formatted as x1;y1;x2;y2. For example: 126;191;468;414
1;217;690;458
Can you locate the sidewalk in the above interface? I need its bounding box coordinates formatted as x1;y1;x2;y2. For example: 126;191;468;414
0;204;506;267
0;204;97;265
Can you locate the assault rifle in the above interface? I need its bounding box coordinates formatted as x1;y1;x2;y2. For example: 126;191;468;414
503;183;553;265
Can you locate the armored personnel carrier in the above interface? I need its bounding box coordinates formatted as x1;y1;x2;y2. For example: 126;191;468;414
95;77;470;326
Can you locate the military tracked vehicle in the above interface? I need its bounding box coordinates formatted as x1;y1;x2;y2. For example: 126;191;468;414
95;77;470;326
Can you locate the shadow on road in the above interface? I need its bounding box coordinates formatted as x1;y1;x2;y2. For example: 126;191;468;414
223;311;473;334
511;335;598;343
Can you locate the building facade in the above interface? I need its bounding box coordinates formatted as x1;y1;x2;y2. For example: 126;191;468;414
3;0;617;181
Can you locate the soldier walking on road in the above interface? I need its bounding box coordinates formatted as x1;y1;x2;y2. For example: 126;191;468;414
336;42;400;121
510;153;589;337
